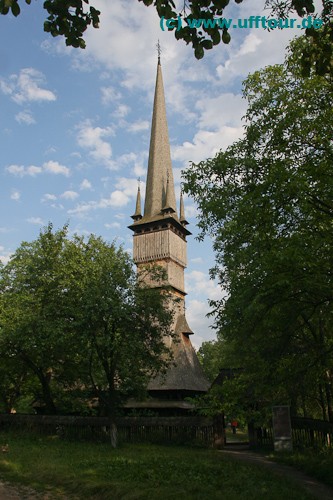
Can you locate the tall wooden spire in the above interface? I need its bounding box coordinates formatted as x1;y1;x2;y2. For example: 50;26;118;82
143;58;177;221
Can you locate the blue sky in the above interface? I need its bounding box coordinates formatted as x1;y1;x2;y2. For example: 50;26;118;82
0;0;314;347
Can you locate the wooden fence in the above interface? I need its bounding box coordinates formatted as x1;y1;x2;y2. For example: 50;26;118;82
291;417;332;448
251;417;333;449
0;414;225;448
2;414;330;450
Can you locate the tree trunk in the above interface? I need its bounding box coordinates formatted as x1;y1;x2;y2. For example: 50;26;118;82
0;394;12;414
39;373;57;415
106;387;118;448
319;383;328;421
19;352;57;414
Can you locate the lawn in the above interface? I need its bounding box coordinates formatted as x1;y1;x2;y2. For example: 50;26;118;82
225;427;249;443
0;431;314;499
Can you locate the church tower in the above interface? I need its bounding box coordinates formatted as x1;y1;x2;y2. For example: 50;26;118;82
128;57;209;408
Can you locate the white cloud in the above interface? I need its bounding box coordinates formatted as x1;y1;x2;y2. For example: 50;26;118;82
109;190;129;207
127;120;149;133
196;93;246;130
80;179;92;190
27;217;44;225
173;126;243;166
60;190;79;200
186;270;223;302
114;177;141;198
67;195;126;217
105;222;121;229
28;165;43;176
0;68;56;104
43;160;70;177
6;164;42;177
6;165;24;176
113;104;130;118
237;32;262;57
183;203;198;219
190;257;203;264
101;86;122;105
0;250;12;265
15;110;36;125
67;203;95;217
170;92;246;168
108;151;147;174
68;177;139;217
10;190;20;201
76;120;114;168
0;80;12;96
45;146;57;154
6;162;69;177
41;193;57;202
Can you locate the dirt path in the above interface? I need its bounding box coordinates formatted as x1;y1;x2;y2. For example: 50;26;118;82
0;481;40;499
0;481;62;499
220;445;333;500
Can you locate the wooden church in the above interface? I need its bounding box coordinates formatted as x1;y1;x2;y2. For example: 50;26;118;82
127;55;210;415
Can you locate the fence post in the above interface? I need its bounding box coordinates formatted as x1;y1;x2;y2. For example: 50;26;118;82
213;414;225;449
248;421;258;448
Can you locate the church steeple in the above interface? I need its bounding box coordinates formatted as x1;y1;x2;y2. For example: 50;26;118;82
128;52;210;401
143;58;177;220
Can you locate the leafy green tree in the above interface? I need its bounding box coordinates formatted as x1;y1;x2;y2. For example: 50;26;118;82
76;235;174;420
0;224;83;414
183;34;333;421
0;226;174;423
0;1;331;74
197;340;225;382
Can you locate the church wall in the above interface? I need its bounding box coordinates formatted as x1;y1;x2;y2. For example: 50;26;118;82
136;258;185;295
166;259;185;294
133;229;187;269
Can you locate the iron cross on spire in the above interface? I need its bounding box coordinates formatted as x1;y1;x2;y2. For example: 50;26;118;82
156;40;161;64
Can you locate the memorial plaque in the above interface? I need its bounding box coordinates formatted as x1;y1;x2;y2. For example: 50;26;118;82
272;406;293;452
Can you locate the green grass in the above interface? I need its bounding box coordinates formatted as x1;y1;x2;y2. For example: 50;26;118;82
225;427;249;443
269;447;333;488
0;431;315;499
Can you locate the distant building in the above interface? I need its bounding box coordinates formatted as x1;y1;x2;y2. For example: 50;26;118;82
128;57;210;414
